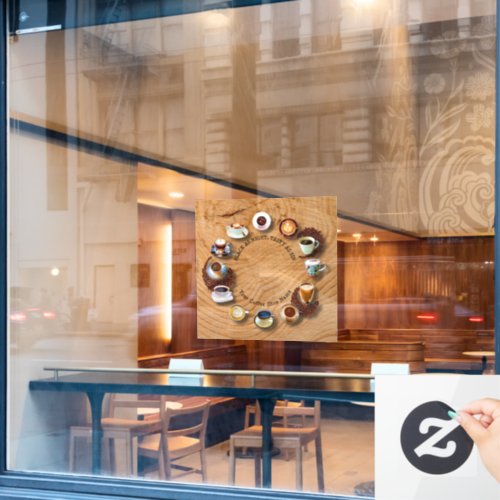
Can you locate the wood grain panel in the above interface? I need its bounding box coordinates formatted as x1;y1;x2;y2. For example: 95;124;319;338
301;341;425;373
196;197;338;342
343;237;494;330
344;328;494;361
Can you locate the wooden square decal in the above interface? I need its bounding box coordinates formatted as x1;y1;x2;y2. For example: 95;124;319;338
195;196;337;342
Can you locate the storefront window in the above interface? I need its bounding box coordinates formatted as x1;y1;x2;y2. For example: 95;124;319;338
7;0;496;498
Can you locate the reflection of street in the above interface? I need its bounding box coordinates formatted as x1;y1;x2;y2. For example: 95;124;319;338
9;327;137;472
11;328;134;353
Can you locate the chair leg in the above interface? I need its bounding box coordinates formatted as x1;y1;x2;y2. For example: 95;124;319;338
228;438;236;485
295;442;303;491
123;436;133;476
200;448;207;482
254;449;262;487
68;434;76;472
315;434;325;492
283;415;291;461
303;414;309;453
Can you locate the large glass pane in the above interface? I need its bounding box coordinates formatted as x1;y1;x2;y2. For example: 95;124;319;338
8;0;496;497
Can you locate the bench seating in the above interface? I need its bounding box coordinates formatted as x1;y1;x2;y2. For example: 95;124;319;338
342;329;494;371
301;340;425;373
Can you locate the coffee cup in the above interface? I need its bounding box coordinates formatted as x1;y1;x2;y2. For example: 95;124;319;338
299;237;320;256
212;238;231;257
279;218;298;238
226;223;248;239
206;261;228;281
229;304;248;322
254;309;275;329
299;283;315;304
305;259;327;277
280;304;300;323
215;238;227;250
211;285;233;303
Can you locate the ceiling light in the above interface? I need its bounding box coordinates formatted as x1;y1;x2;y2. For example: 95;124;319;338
337;228;341;233
352;233;362;241
50;267;60;277
370;235;379;242
168;192;184;199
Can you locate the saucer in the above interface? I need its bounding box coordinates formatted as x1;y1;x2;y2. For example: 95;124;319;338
211;244;232;257
229;305;248;322
211;292;234;304
227;227;249;239
252;211;272;232
254;315;275;329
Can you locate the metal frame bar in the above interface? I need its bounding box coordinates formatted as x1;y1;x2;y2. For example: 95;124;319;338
1;0;499;499
43;366;373;380
9;0;295;35
495;0;500;375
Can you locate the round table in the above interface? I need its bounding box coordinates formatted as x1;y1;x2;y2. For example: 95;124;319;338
462;351;496;373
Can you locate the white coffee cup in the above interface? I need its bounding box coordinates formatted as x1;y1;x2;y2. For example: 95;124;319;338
211;285;233;303
299;237;319;256
305;258;327;277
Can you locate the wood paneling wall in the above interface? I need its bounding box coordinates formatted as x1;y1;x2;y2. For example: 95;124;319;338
343;237;494;330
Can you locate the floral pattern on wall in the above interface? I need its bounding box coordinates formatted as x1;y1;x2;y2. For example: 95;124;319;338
370;14;495;236
418;19;495;236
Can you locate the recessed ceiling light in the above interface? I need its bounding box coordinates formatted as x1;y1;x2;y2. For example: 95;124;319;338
50;267;60;277
370;235;379;242
352;233;362;239
337;228;341;233
169;192;184;199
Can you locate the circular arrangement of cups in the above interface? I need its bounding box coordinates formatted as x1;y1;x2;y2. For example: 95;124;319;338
208;213;327;326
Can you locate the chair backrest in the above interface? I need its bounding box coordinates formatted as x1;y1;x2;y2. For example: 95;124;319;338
159;397;210;442
281;400;321;428
108;394;161;417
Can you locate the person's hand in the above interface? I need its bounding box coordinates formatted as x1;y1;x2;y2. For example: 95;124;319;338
455;398;500;483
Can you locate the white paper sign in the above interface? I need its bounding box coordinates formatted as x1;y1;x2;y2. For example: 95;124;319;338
376;375;500;500
168;358;204;378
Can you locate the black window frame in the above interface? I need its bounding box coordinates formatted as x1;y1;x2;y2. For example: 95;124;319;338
1;0;499;499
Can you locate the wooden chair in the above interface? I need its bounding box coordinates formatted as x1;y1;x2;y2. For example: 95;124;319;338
138;398;210;481
244;400;306;428
68;395;162;475
244;400;307;459
229;401;324;491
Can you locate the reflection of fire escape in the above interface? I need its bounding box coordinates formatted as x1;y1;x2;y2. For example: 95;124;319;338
83;0;142;201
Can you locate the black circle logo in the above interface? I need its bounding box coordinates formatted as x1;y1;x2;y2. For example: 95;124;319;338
400;400;473;475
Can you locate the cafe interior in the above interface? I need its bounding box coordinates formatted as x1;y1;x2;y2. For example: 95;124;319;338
7;0;496;497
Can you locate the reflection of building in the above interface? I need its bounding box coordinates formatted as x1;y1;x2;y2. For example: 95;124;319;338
71;0;494;236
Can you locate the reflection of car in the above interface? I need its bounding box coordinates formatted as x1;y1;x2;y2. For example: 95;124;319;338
453;304;484;325
128;295;197;332
340;296;487;329
9;302;58;333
